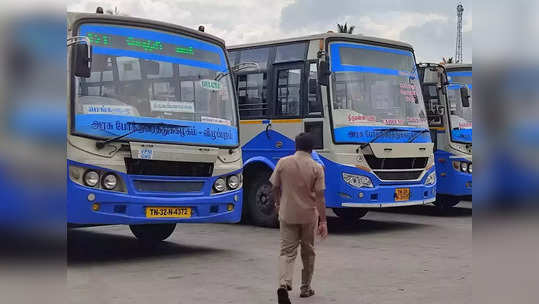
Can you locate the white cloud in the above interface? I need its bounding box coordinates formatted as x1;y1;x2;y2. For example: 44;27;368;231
67;0;472;60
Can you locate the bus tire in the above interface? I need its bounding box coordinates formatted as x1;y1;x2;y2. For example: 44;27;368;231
129;223;176;242
332;208;368;223
434;195;460;210
245;170;278;228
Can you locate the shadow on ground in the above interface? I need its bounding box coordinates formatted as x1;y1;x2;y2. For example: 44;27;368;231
375;204;472;218
68;228;227;266
326;217;431;235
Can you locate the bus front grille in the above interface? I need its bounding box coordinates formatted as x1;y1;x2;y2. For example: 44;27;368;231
364;155;428;170
373;170;423;181
133;180;205;193
125;158;213;177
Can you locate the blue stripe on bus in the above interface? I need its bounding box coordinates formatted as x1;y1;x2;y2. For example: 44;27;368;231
79;24;227;71
447;71;472;77
451;129;472;143
330;43;414;75
333;126;431;143
75;114;238;146
92;46;226;71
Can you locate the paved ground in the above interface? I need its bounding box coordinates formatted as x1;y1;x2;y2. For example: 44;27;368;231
68;202;471;304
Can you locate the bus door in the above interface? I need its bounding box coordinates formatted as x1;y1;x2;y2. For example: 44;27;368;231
270;62;305;156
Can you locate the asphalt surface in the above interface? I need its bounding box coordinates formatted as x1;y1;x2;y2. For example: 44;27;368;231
68;202;472;304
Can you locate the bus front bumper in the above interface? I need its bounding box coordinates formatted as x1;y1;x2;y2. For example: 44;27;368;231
68;182;243;225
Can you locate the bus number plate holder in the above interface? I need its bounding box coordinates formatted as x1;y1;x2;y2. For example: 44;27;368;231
395;188;410;201
146;207;192;218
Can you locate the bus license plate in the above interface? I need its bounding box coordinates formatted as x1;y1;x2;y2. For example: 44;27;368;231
395;188;410;201
146;207;192;218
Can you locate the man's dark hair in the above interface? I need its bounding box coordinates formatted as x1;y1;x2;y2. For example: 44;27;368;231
295;132;314;153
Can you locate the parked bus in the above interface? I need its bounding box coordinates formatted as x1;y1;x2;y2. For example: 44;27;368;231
67;12;243;241
228;33;436;227
418;63;472;209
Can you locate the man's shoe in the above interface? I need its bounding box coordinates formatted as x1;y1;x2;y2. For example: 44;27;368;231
277;286;292;304
299;287;315;298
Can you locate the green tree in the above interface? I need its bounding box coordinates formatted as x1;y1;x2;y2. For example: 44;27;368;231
337;22;355;34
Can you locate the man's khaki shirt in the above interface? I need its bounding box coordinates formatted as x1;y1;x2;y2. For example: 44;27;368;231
269;151;325;224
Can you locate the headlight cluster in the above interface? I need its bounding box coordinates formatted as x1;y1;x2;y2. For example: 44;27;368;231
213;174;242;193
342;173;373;188
425;171;436;185
83;170;119;190
452;161;472;174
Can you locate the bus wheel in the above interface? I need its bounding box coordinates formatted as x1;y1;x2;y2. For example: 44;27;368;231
332;208;368;223
434;195;460;211
245;170;278;228
129;223;176;242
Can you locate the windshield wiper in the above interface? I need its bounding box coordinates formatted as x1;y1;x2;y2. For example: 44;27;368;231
408;129;430;143
95;121;190;150
359;127;403;149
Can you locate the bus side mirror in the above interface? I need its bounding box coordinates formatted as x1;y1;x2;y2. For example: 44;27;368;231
73;43;92;78
318;60;330;87
460;87;470;107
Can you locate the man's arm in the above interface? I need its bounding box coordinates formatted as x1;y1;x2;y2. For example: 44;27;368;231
269;161;282;210
272;186;282;211
314;165;328;238
315;190;326;223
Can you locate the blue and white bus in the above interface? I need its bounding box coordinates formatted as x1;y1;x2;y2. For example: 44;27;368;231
228;33;436;227
418;63;472;209
67;12;243;241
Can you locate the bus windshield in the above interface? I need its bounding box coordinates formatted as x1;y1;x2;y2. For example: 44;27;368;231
447;83;472;143
329;42;430;144
73;23;238;147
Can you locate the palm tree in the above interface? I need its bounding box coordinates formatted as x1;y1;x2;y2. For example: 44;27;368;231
441;57;454;64
337;22;355;34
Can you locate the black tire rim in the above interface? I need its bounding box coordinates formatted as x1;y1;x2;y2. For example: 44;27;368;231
255;182;275;216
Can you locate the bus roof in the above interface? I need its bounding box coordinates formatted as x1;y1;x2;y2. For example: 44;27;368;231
67;12;226;48
228;32;414;51
445;63;472;71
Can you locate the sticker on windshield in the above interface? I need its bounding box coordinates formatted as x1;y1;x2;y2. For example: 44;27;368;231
200;79;222;91
150;100;195;113
83;104;135;116
383;119;404;125
138;148;154;160
347;114;376;124
406;117;426;126
399;82;418;103
201;116;231;126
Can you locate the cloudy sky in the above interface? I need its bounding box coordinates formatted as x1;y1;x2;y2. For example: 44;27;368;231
67;0;472;63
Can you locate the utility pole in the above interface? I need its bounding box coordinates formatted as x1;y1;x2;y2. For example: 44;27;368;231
455;3;464;63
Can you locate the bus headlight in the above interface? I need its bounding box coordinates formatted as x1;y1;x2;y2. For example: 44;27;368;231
102;173;118;190
425;171;436;185
342;173;373;188
83;170;99;187
453;161;471;173
214;178;226;192
227;175;240;189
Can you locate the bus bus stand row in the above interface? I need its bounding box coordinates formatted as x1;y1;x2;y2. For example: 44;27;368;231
67;11;471;242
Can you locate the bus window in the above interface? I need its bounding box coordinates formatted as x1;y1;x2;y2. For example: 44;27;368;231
276;66;302;117
237;72;268;118
275;42;307;63
239;47;270;70
307;62;322;115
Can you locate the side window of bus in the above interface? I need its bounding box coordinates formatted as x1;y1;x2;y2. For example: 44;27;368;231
307;62;322;116
276;67;302;117
236;47;270;119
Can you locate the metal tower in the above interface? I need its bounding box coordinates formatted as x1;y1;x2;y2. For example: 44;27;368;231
455;3;464;63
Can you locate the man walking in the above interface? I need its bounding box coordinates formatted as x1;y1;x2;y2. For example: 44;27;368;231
270;132;328;304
